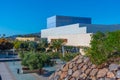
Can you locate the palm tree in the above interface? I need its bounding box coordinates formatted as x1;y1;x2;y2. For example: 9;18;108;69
51;39;64;52
37;39;48;52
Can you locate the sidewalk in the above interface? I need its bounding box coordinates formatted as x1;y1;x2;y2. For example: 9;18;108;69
0;62;16;80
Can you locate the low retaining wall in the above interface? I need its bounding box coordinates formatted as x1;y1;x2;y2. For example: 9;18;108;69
49;55;120;80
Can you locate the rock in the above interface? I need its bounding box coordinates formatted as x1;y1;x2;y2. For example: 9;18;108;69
79;73;87;79
97;68;108;78
49;73;54;80
54;75;60;80
88;62;92;67
109;64;119;71
81;65;88;72
70;77;75;80
72;70;81;78
98;78;105;80
76;58;82;64
78;63;84;69
90;69;98;76
68;69;73;75
116;70;120;78
90;76;97;80
61;64;65;69
83;57;90;63
56;69;60;72
85;68;92;75
60;71;68;79
64;76;69;80
62;64;69;72
57;71;62;75
107;71;115;78
72;55;79;61
91;64;97;69
72;66;78;71
105;78;116;80
69;63;73;69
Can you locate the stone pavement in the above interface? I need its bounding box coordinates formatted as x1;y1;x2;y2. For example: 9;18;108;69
0;62;16;80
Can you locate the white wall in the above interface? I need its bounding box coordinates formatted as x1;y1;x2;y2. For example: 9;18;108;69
47;33;91;47
41;24;87;38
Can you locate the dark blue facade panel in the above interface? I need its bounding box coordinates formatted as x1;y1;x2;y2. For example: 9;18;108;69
47;15;91;29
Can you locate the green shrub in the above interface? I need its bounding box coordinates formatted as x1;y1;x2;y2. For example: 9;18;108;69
21;52;30;66
49;52;60;59
60;53;79;62
21;51;51;70
86;31;120;65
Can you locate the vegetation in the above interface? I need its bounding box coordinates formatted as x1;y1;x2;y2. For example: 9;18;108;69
86;31;120;65
51;39;64;52
0;38;13;50
20;51;51;70
13;41;22;50
49;52;60;59
36;39;48;52
13;39;48;52
60;53;79;62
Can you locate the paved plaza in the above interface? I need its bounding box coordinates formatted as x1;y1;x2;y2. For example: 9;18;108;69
0;62;16;80
0;59;65;80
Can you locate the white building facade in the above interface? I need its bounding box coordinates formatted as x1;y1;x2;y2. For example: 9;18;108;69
41;15;120;54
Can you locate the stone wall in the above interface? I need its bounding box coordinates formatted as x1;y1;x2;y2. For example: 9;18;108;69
49;55;120;80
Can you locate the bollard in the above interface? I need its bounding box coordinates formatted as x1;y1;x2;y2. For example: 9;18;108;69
17;68;20;74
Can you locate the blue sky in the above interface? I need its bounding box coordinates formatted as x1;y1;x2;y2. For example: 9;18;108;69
0;0;120;36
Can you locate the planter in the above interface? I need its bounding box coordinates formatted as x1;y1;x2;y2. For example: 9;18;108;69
22;68;44;74
22;66;29;70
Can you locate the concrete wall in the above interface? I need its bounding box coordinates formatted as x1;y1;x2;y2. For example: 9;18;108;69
47;33;91;47
41;24;87;38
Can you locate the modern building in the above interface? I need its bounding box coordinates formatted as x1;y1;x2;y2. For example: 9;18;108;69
41;15;120;54
47;15;91;29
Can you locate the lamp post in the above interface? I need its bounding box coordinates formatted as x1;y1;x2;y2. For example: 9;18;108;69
62;45;65;57
13;48;15;65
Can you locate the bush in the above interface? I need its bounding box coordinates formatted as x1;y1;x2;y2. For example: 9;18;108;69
60;53;79;62
21;51;51;70
86;31;120;65
49;52;60;59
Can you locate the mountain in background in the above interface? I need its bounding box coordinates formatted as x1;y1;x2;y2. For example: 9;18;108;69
6;32;41;39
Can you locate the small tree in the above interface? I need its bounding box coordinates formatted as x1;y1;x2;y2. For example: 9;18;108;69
20;42;29;51
51;39;64;52
36;39;48;52
21;52;51;70
28;41;37;51
13;41;22;51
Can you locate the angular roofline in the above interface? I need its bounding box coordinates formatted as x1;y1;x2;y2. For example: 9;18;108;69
48;15;91;19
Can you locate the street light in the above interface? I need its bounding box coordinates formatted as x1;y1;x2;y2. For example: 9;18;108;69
62;45;65;57
13;48;15;65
